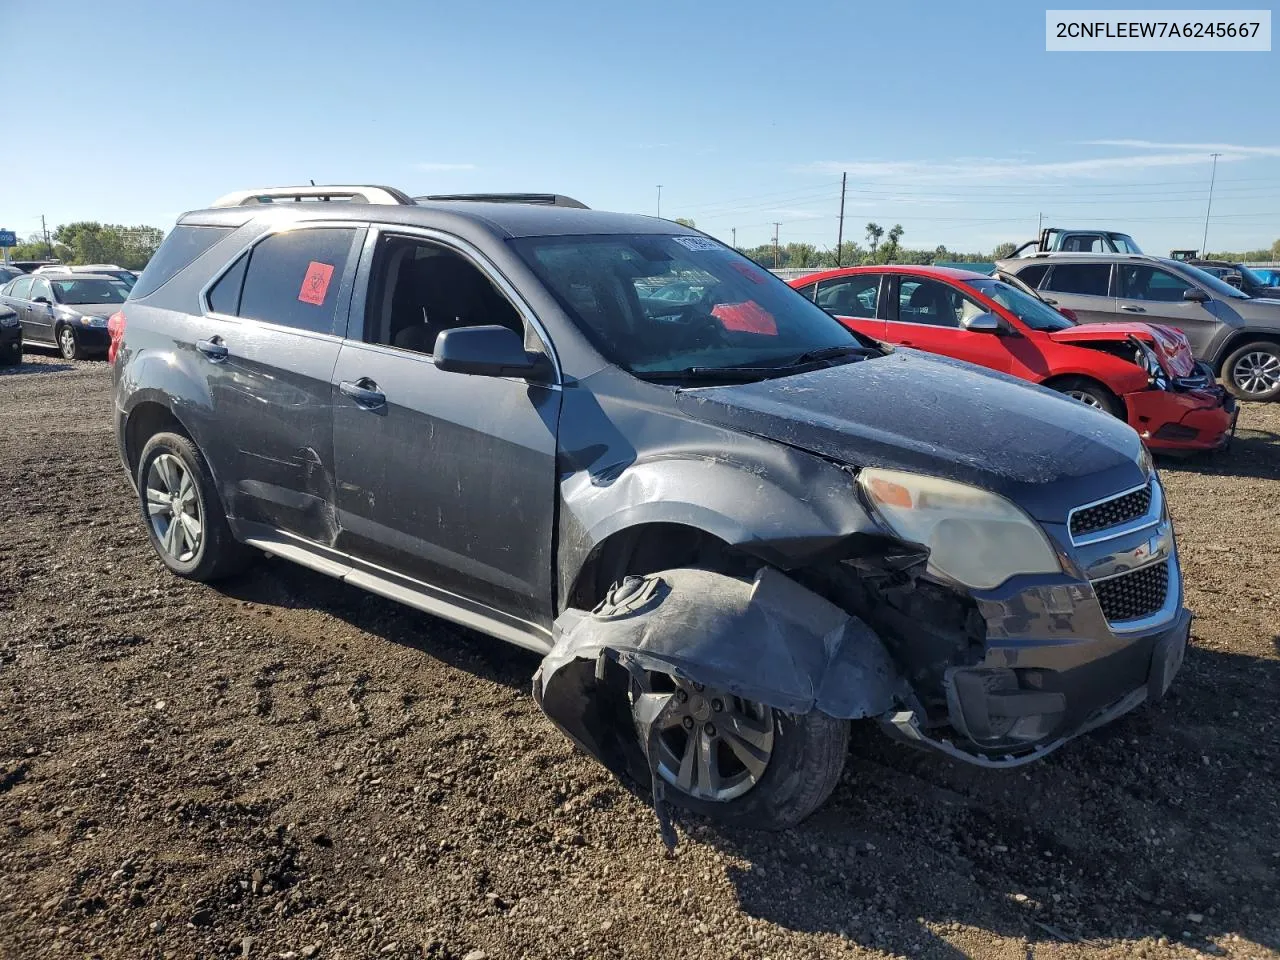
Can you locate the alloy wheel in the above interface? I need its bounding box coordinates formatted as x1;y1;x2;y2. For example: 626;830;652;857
145;453;202;562
1231;350;1280;396
1064;389;1104;409
59;327;77;360
633;672;775;802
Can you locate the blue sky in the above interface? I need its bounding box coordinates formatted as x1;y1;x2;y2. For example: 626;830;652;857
3;0;1278;255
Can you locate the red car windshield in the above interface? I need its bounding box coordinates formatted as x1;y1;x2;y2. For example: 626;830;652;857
967;278;1075;332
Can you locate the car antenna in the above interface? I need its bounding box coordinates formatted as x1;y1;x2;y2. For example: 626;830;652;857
309;179;316;186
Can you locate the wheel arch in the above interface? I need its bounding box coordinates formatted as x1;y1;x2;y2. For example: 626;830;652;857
1211;330;1280;374
1039;372;1129;418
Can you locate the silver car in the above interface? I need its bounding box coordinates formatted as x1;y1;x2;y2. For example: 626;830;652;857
995;252;1280;401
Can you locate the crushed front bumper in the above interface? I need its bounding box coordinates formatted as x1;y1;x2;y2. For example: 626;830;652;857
880;606;1189;767
1125;384;1236;454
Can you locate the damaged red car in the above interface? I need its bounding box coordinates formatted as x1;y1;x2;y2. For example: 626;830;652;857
790;266;1237;454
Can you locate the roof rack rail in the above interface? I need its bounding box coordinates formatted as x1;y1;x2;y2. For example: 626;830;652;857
210;185;415;208
415;192;590;209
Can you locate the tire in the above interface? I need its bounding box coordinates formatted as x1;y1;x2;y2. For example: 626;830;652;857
633;671;850;831
1221;340;1280;402
0;342;19;366
1052;376;1122;418
57;324;87;361
136;431;252;582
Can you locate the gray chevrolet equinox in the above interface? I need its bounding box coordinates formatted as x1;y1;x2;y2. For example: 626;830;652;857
112;185;1189;831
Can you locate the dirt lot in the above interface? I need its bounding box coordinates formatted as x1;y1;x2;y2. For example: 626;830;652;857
1;351;1277;960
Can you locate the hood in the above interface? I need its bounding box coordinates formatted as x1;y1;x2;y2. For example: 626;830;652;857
1047;322;1197;378
674;350;1146;523
56;303;118;319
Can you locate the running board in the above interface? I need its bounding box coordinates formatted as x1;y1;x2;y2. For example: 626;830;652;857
241;532;551;654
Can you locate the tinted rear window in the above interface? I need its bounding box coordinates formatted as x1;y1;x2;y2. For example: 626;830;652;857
131;225;232;299
236;228;358;335
1044;263;1111;297
1013;263;1049;289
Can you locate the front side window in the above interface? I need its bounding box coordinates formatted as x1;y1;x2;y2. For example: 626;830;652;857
50;278;130;304
9;276;33;300
1044;263;1111;297
897;278;963;328
1119;266;1192;302
363;235;524;356
815;275;880;318
512;234;868;376
967;278;1074;332
1175;262;1249;300
233;228;359;335
30;278;54;302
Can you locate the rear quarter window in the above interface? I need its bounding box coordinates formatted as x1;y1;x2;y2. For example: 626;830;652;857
131;225;234;299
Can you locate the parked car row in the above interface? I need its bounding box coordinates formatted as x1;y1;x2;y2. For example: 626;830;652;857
0;269;134;361
101;184;1191;832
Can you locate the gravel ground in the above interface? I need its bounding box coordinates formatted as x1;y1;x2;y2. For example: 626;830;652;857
2;350;1277;960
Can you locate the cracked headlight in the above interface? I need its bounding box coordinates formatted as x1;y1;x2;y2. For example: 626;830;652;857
858;468;1062;589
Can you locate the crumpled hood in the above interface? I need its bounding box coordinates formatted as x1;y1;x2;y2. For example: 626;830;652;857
1046;322;1197;378
675;350;1147;522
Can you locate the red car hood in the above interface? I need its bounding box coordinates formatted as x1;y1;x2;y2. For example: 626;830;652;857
1047;322;1198;378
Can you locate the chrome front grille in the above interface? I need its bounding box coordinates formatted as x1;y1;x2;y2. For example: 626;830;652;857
1069;483;1153;541
1094;560;1170;624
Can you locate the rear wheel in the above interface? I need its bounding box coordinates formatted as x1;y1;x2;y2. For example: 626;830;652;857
631;669;849;831
57;324;87;361
136;432;251;581
1053;376;1122;418
1222;340;1280;402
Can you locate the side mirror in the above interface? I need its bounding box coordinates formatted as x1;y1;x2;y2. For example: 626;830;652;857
961;312;1003;333
433;325;548;379
1183;288;1210;303
33;296;51;305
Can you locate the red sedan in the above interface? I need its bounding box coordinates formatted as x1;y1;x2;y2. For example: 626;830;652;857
790;265;1236;454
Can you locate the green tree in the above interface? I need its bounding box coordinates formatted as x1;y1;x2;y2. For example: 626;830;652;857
879;224;904;263
990;241;1018;260
673;217;696;228
49;222;165;270
864;222;884;261
786;242;819;268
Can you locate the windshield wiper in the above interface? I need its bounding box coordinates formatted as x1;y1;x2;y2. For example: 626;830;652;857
783;344;871;366
638;366;781;384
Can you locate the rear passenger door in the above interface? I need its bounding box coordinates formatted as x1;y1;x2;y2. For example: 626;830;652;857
198;223;365;545
1039;263;1116;325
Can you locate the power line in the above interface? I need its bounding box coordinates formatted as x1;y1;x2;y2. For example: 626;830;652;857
1202;153;1222;252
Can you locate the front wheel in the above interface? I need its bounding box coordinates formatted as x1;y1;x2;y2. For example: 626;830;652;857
1052;376;1122;418
57;324;87;361
1222;340;1280;402
632;671;849;830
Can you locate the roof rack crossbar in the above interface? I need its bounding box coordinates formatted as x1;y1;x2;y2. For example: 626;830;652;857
415;192;590;209
210;185;415;208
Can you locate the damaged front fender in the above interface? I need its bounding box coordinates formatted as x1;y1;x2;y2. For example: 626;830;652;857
532;567;902;787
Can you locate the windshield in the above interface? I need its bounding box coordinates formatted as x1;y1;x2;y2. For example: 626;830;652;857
512;234;869;376
968;278;1075;331
1168;260;1250;300
1236;264;1274;288
51;278;130;305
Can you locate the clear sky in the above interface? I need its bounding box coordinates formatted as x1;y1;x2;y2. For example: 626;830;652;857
3;0;1277;255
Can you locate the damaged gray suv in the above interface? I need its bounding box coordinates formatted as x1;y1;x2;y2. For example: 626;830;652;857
112;185;1189;831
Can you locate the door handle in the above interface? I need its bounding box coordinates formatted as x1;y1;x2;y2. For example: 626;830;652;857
1120;305;1146;313
340;378;386;408
196;336;229;361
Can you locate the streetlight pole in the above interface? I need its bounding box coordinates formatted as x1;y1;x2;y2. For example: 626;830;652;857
1201;153;1221;254
656;185;662;218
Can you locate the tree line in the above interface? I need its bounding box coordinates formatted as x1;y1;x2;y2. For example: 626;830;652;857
1204;239;1280;262
5;222;166;271
675;219;1016;268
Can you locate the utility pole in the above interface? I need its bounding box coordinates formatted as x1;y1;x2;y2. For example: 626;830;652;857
656;185;662;218
836;172;847;267
41;215;51;258
1037;211;1043;236
731;227;737;249
772;222;781;268
1201;153;1221;254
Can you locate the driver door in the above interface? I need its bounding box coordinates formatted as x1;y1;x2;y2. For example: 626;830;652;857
884;276;1012;373
1114;264;1222;357
26;277;56;344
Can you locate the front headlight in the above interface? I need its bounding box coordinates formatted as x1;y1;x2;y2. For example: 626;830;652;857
0;312;17;328
858;468;1062;589
79;315;107;327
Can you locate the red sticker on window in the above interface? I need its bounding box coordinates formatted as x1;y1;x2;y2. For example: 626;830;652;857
712;301;778;335
297;261;334;305
730;261;766;284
